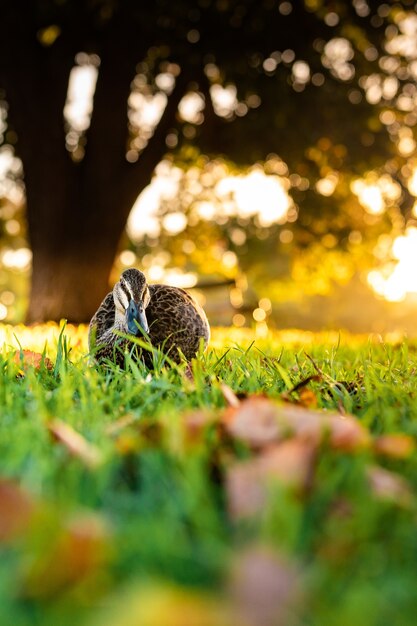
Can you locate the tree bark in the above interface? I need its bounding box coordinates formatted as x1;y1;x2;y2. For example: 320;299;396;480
0;2;188;323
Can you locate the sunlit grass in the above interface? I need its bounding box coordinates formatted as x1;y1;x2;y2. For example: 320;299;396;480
0;321;409;360
1;324;417;625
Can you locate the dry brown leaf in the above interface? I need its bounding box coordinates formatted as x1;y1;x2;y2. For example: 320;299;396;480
226;439;316;519
105;414;137;436
0;479;35;543
183;410;213;445
367;465;413;506
23;513;111;598
327;414;370;451
229;546;301;626
374;434;415;459
274;404;370;450
223;397;281;449
298;388;318;408
183;363;195;382
12;350;53;372
223;397;369;452
48;419;102;468
259;439;316;486
281;374;321;406
220;383;240;408
226;460;266;520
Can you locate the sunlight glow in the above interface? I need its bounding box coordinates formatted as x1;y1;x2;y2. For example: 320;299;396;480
316;172;339;196
351;181;384;214
322;38;355;81
210;84;238;117
385;14;417;59
64;64;98;133
368;227;417;301
127;162;182;240
128;163;292;242
351;175;401;216
0;146;23;203
216;170;292;226
179;92;205;123
128;92;167;132
162;212;188;234
1;247;32;271
292;61;310;84
407;168;417;195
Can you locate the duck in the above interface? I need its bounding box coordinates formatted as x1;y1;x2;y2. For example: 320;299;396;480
88;268;210;367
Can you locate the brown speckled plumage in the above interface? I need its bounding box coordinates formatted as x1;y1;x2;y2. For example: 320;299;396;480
89;269;210;367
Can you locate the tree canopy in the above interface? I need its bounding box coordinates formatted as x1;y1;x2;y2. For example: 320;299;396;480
0;0;416;322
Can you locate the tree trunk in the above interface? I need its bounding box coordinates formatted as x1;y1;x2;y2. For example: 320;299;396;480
0;8;189;323
23;159;126;322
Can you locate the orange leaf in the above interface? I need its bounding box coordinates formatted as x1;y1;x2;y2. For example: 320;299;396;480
223;397;369;452
223;397;281;449
183;410;213;445
23;513;111;598
327;414;370;452
220;383;240;408
367;465;413;507
12;350;53;372
298;388;318;408
374;434;415;459
229;546;301;626
48;419;102;468
226;439;316;519
0;479;35;543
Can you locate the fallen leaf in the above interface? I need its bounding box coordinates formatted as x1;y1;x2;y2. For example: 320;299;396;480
0;479;35;543
183;363;195;382
220;383;240;408
327;414;370;452
223;397;369;452
183;410;213;445
374;434;415;459
23;512;111;598
223;397;281;449
105;414;137;436
281;374;321;404
226;461;265;520
298;388;318;408
367;465;413;507
226;439;316;519
48;419;102;468
229;546;301;626
255;439;316;495
12;350;53;372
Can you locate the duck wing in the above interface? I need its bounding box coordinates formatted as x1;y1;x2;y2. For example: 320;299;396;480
88;292;115;349
146;284;210;362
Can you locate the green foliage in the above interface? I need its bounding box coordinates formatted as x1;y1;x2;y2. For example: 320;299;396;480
1;329;417;624
2;1;417;323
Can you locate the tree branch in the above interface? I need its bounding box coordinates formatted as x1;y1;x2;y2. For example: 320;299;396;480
119;70;189;211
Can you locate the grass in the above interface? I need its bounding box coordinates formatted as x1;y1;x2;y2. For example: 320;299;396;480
1;323;417;625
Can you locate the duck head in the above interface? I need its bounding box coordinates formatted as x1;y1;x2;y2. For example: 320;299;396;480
113;268;150;335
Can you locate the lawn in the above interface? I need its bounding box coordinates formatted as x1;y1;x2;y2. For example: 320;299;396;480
1;323;417;626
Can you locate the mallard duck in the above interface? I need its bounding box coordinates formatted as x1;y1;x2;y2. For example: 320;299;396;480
89;268;210;367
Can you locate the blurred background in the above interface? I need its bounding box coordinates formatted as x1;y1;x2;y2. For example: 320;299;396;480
2;0;417;333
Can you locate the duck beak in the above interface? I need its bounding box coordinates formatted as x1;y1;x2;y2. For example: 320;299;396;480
126;300;149;335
